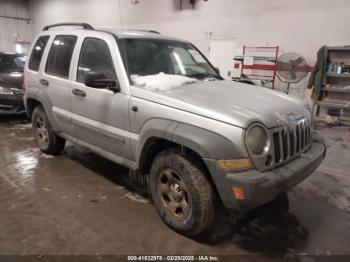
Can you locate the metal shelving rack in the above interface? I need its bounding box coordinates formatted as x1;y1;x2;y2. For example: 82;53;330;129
314;46;350;125
233;45;279;89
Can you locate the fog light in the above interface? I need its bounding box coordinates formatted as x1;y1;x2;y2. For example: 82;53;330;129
217;158;254;171
232;186;245;200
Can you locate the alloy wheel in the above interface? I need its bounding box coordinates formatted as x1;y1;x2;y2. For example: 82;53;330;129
157;167;191;221
35;114;49;148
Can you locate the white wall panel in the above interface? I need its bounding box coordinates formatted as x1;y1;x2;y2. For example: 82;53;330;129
28;0;350;63
0;0;32;53
27;0;350;99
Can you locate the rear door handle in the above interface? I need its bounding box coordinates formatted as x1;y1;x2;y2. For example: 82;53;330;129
40;79;49;86
72;88;86;97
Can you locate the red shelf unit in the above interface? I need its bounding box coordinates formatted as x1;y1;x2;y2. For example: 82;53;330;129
234;45;279;89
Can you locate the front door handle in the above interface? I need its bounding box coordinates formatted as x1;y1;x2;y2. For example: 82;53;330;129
40;79;49;86
72;88;86;97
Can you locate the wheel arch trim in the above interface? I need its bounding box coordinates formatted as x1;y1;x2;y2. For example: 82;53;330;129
24;91;59;131
136;118;243;170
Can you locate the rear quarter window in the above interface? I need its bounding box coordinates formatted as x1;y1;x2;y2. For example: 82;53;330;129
45;35;77;78
28;35;50;71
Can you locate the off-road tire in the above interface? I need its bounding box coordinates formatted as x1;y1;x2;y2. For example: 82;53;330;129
149;148;215;236
32;105;65;155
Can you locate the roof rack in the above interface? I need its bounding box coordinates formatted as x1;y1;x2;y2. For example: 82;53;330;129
43;23;94;31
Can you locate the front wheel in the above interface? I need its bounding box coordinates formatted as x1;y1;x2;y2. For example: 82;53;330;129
32;105;65;155
149;149;215;236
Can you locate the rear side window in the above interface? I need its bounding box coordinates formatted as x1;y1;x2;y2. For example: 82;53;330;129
28;35;49;71
45;35;77;78
77;37;117;82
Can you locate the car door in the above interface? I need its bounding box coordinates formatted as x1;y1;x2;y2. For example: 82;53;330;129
40;34;77;136
70;35;132;160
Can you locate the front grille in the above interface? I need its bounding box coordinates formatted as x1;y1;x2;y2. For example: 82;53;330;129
272;117;312;166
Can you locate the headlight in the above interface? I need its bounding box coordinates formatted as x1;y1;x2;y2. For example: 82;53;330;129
245;124;270;155
0;86;13;95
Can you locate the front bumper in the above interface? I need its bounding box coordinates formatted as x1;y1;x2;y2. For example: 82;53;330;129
0;93;25;113
204;139;326;211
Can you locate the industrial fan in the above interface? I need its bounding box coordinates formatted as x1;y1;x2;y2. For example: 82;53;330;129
276;52;309;94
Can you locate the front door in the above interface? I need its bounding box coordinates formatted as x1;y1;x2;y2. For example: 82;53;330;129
70;36;131;160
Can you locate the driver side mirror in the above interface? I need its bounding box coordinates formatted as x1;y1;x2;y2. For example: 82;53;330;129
215;67;220;74
84;70;120;93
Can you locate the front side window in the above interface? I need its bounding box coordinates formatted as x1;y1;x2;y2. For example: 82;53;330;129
28;35;49;71
118;38;220;80
77;38;117;82
45;35;77;78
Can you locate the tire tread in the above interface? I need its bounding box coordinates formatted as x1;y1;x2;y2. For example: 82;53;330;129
32;105;65;155
150;148;215;236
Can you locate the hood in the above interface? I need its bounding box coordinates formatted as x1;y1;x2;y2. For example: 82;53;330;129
131;80;309;129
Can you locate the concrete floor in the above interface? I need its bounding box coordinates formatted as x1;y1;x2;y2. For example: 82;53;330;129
0;114;350;257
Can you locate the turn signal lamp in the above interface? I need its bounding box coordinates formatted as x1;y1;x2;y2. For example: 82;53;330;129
232;186;245;200
217;158;254;171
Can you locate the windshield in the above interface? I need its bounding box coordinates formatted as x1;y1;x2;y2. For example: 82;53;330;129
0;54;25;73
118;38;221;80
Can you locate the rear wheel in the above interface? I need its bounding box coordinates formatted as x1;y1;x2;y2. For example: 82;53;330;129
32;105;65;155
149;149;215;236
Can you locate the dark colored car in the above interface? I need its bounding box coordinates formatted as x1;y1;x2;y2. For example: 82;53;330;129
0;52;26;113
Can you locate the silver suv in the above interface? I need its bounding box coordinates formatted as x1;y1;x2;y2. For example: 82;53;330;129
24;23;326;236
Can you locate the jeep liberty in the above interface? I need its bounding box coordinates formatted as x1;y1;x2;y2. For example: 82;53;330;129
24;23;326;236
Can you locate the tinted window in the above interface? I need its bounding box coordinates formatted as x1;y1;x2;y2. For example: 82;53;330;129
46;35;77;78
0;54;25;72
77;38;117;82
28;35;49;71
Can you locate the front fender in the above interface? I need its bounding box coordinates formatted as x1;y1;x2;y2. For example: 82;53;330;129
136;118;246;166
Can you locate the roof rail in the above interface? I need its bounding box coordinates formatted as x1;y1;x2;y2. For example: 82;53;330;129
128;29;160;34
43;23;94;31
148;30;160;34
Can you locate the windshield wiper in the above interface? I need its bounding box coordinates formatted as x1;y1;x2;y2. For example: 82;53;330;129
186;73;222;80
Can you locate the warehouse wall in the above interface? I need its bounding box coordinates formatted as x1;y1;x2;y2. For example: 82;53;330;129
0;0;32;53
28;0;350;98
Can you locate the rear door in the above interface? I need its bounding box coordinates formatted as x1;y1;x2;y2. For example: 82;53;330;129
41;34;77;136
70;34;132;160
